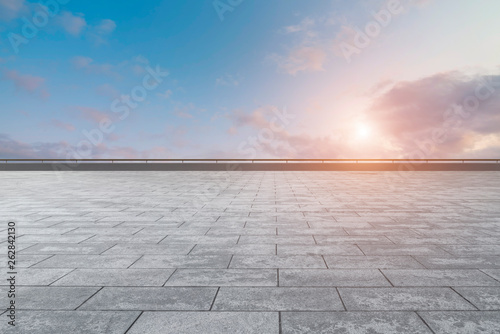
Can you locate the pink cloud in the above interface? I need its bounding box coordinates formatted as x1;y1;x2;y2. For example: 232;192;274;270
0;133;71;159
2;69;49;98
367;71;500;157
0;0;26;21
76;106;116;124
71;56;117;77
273;46;326;75
51;119;75;132
96;83;120;99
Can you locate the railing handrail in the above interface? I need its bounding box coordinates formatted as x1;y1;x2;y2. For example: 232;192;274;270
2;159;500;163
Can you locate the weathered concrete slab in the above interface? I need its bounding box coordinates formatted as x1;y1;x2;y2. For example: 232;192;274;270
338;287;476;310
80;287;218;310
126;311;279;334
281;311;433;334
419;311;500;334
2;170;500;333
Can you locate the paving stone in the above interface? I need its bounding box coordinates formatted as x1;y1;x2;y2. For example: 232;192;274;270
64;227;143;235
102;243;194;255
135;227;209;235
17;234;95;243
419;311;500;334
165;269;277;286
453;287;500;310
159;235;239;244
207;227;277;235
279;269;391;287
0;254;52;268
230;255;327;268
314;236;394;244
33;255;141;269
131;255;231;269
324;256;425;269
481;269;500;281
0;287;100;310
281;311;433;333
237;236;316;244
382;269;500;286
339;287;476;310
0;311;140;333
414;256;500;269
80;287;217;310
0;268;73;286
212;287;344;311
189;244;276;255
3;171;500;333
439;245;500;256
358;245;451;256
83;234;166;243
52;269;175;286
17;227;79;235
277;245;364;256
127;311;279;334
20;243;115;255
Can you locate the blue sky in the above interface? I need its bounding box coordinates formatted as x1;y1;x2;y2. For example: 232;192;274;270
1;0;500;159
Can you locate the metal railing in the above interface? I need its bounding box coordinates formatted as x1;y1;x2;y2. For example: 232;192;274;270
2;159;499;164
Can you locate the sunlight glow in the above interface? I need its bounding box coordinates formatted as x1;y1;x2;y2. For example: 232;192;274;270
356;123;371;139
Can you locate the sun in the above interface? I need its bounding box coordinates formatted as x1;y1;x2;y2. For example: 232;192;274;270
356;123;371;139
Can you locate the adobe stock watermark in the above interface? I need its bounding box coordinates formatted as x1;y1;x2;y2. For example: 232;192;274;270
339;0;405;63
7;0;71;54
213;0;245;21
52;63;168;171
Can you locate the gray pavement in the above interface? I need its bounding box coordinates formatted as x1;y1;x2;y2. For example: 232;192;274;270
0;171;499;333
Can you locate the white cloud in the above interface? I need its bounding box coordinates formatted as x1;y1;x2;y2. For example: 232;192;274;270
157;89;173;99
283;17;315;34
272;46;327;75
58;11;87;36
96;19;116;35
216;74;240;86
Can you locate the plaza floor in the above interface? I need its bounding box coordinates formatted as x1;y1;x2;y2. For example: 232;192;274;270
1;171;500;333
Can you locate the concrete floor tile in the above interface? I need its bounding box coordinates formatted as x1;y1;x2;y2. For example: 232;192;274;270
339;287;476;311
52;269;175;286
419;311;500;334
382;269;500;286
131;255;231;269
230;255;327;268
453;287;500;310
212;287;343;311
80;287;217;310
165;269;277;286
279;269;391;287
324;256;425;269
0;311;140;334
127;311;279;334
281;311;433;334
0;287;99;310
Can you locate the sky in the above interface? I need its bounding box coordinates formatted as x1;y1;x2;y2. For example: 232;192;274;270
1;0;500;159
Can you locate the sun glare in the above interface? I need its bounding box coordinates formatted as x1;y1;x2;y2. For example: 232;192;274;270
356;123;371;139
